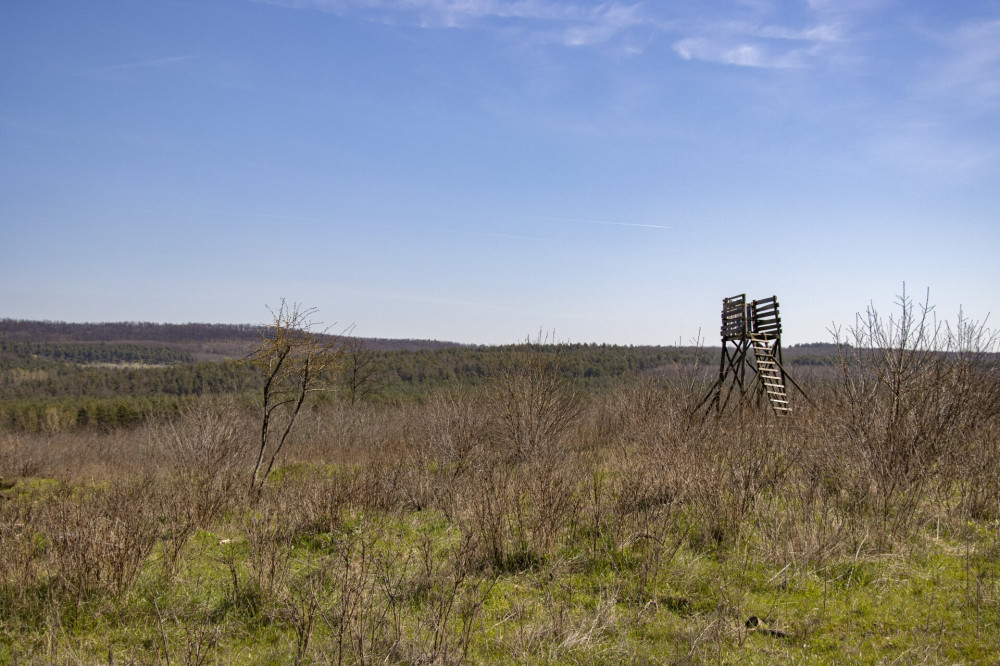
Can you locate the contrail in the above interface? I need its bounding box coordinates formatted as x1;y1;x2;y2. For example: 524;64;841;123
524;215;671;230
85;55;198;74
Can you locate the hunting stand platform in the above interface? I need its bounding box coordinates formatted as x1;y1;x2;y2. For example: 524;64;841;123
696;294;808;417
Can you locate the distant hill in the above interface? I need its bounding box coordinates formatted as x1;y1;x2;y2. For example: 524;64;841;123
0;319;839;361
0;319;469;360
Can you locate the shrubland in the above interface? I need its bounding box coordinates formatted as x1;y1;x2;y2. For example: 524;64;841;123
0;294;998;663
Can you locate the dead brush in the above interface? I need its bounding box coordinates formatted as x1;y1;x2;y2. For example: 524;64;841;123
484;341;584;463
154;479;200;580
402;529;496;666
747;404;861;567
148;397;251;526
242;494;295;597
278;469;355;538
0;496;43;602
460;340;587;570
41;477;161;600
830;289;1000;546
423;390;488;473
954;422;1000;521
318;517;408;666
418;390;490;517
522;453;581;559
682;410;798;550
459;454;548;572
0;433;42;480
277;555;329;666
594;377;676;451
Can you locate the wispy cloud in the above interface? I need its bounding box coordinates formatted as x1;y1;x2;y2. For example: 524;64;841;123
855;17;1000;174
252;0;652;48
666;0;856;69
671;14;844;69
251;0;862;68
920;19;1000;115
674;36;813;68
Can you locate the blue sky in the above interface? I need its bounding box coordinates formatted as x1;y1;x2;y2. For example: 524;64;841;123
2;0;998;344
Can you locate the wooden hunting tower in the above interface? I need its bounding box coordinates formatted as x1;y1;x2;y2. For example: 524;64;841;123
698;294;806;416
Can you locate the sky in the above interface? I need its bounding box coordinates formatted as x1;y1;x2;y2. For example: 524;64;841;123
2;0;998;345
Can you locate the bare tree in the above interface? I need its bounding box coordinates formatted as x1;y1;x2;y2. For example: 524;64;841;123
341;332;383;406
247;301;345;494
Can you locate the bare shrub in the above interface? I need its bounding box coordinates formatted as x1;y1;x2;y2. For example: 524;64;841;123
0;496;42;601
484;342;584;463
277;555;328;666
750;410;858;566
595;378;675;451
830;288;1000;544
318;517;408;665
42;477;161;599
402;530;496;665
424;390;488;476
242;495;295;597
149;397;251;525
0;434;42;479
462;457;525;570
954;421;1000;521
682;411;797;550
279;469;355;538
413;391;490;518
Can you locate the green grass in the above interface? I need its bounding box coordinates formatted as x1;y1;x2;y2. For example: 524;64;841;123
3;487;998;664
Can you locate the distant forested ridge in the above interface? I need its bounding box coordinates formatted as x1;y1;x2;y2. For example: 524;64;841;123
0;319;467;353
0;319;266;344
0;340;195;366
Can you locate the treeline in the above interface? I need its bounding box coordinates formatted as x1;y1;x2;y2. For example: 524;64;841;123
0;341;194;366
375;344;715;394
1;395;195;432
0;319;466;353
0;319;267;344
0;360;259;401
0;360;260;432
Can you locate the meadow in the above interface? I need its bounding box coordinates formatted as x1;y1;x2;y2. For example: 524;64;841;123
1;299;998;664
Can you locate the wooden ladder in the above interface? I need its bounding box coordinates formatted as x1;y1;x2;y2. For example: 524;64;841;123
749;333;791;416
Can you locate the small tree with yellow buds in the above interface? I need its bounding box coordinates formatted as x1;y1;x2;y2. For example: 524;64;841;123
247;301;345;494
